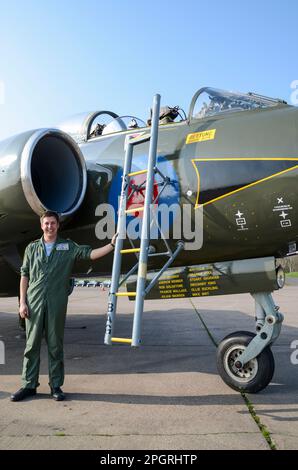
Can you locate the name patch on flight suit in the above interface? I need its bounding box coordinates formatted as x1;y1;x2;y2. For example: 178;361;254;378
56;243;69;251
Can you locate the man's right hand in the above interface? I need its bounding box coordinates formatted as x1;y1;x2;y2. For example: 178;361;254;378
19;302;29;319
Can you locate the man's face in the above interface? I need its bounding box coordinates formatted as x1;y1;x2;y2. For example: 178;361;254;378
41;216;59;238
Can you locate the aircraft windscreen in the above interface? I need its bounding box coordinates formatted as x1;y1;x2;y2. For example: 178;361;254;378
191;87;284;119
57;112;92;143
58;110;120;142
101;116;146;135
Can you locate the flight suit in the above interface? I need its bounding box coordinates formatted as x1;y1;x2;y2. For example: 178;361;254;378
20;236;92;389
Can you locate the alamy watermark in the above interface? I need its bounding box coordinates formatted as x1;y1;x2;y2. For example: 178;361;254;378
0;340;5;365
0;81;5;105
290;339;298;365
290;80;298;105
94;202;203;250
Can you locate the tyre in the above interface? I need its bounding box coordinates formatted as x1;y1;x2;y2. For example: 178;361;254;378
217;331;275;393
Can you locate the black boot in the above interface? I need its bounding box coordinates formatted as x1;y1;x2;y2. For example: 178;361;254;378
10;387;36;402
50;387;65;401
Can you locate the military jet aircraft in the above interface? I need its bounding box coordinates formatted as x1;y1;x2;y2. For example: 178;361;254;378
0;86;297;393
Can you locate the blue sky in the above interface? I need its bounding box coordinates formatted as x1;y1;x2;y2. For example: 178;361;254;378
0;0;297;140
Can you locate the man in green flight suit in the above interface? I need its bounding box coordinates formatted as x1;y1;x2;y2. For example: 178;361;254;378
11;210;117;402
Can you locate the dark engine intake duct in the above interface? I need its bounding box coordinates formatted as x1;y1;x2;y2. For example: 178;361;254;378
0;128;87;219
21;129;87;216
0;128;87;245
31;135;83;213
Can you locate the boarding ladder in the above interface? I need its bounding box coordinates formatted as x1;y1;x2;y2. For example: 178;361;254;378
104;94;184;347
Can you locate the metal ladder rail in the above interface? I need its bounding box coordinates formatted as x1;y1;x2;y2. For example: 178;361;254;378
104;94;161;346
131;94;161;346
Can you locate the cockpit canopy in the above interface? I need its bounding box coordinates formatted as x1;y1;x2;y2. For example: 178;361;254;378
188;87;287;120
57;88;287;144
58;111;146;144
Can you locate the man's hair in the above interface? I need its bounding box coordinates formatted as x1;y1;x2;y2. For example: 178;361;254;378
40;211;60;223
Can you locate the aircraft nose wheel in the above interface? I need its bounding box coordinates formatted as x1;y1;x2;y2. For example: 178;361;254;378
225;346;258;381
216;331;275;393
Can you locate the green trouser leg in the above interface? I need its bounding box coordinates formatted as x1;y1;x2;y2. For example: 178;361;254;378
44;303;66;389
21;307;44;389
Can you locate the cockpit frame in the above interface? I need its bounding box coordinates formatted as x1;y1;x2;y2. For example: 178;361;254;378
188;87;287;121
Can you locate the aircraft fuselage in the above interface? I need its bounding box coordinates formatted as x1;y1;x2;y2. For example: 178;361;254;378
0;96;298;296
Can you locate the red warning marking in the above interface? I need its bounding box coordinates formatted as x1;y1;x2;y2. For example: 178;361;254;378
127;174;159;217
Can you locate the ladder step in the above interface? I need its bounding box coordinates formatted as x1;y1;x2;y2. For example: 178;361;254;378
116;291;137;296
120;248;141;254
112;337;132;344
125;207;144;214
128;169;147;177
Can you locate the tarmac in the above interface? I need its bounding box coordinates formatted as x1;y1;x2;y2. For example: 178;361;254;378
0;281;297;450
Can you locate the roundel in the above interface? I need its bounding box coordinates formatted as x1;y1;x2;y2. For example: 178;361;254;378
108;154;180;235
